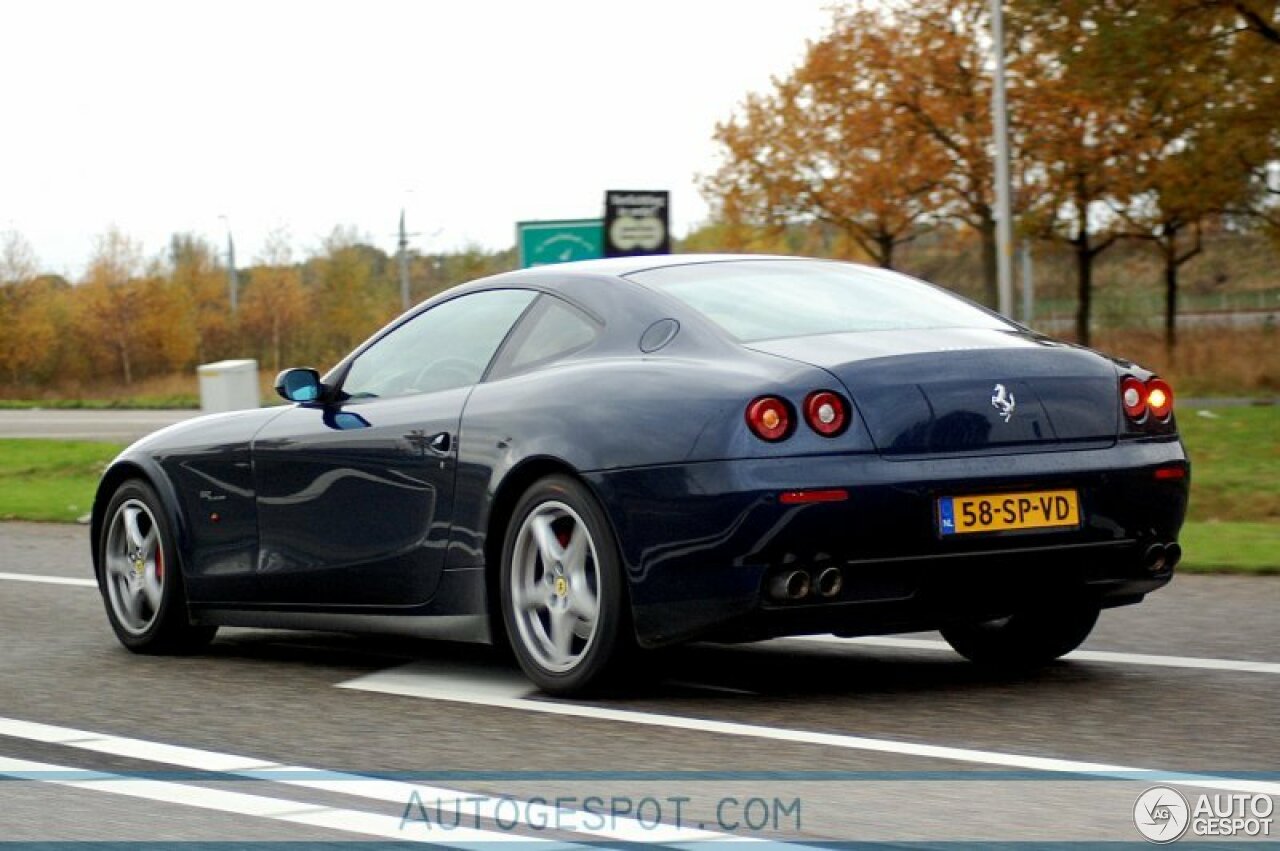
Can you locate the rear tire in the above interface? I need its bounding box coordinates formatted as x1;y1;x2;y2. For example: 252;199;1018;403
499;475;632;695
98;479;217;654
940;600;1099;668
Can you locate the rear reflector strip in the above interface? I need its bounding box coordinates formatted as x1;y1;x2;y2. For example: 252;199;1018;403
1154;466;1187;480
779;489;849;504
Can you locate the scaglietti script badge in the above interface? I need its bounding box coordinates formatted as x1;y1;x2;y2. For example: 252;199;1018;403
990;383;1016;422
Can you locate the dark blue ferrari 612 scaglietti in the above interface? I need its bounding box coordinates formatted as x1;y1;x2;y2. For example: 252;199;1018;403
91;255;1189;694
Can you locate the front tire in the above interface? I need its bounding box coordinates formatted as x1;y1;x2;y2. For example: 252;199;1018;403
98;479;217;653
500;475;631;695
940;600;1100;668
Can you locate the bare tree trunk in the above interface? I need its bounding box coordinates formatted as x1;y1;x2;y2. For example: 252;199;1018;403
1075;237;1093;348
1160;222;1202;356
979;211;998;309
118;340;133;386
1163;243;1179;354
878;234;895;270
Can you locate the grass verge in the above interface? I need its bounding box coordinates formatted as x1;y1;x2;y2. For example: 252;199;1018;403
1177;522;1280;575
0;439;125;523
1177;406;1278;523
0;372;202;410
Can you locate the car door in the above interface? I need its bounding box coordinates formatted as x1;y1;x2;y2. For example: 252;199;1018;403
248;288;537;608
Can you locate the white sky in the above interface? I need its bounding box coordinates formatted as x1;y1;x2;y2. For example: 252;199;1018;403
1;0;836;277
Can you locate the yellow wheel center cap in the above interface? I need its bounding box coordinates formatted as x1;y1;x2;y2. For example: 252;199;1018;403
554;576;568;597
133;559;145;575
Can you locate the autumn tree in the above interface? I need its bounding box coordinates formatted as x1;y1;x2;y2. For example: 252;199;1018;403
1014;0;1278;347
706;4;967;271
0;230;37;286
431;245;515;291
706;0;1028;300
680;213;855;257
138;259;199;375
0;231;61;387
848;0;1009;301
1114;61;1260;350
75;228;146;385
1013;66;1136;344
1204;2;1280;248
169;234;234;363
680;190;797;255
0;231;39;384
240;229;307;373
303;226;390;364
714;78;943;267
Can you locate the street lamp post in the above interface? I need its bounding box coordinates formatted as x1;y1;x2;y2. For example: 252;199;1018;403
990;0;1015;319
219;215;239;315
398;210;409;311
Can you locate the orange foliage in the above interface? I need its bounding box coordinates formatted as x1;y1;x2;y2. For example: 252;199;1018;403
706;1;1002;296
240;231;308;374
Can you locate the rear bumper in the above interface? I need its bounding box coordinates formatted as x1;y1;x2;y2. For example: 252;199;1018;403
585;438;1189;648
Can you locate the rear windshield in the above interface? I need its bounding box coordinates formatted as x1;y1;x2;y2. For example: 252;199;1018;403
628;259;1010;343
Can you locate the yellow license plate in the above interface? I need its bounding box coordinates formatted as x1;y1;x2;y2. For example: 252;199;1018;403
938;489;1080;536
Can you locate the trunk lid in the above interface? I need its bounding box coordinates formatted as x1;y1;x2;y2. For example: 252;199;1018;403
748;328;1119;455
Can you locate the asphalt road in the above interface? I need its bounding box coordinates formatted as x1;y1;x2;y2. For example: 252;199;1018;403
0;409;196;442
1;521;1277;845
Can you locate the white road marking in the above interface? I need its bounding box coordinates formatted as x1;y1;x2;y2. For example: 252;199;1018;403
788;635;1280;676
0;571;96;588
0;716;729;844
0;754;541;845
337;660;1280;798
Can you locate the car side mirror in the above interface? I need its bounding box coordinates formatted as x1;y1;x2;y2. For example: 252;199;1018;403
275;368;325;403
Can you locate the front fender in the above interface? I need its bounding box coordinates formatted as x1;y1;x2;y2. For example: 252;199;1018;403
91;453;191;584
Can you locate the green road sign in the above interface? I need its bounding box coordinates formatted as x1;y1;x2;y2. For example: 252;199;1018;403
517;219;604;268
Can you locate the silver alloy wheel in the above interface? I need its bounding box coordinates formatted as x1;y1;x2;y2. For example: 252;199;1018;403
510;500;602;673
104;498;165;636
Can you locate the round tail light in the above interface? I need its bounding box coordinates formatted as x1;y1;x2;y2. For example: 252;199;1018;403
803;390;849;436
746;396;793;442
1146;378;1174;420
1121;376;1147;419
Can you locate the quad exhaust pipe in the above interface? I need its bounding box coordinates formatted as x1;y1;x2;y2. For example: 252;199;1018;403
767;566;845;601
1141;541;1183;573
1142;543;1167;572
816;566;843;598
769;569;811;601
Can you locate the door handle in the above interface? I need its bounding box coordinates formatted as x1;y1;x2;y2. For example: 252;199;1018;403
427;432;452;454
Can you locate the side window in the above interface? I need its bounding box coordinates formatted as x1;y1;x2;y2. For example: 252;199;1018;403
493;295;600;378
341;289;536;399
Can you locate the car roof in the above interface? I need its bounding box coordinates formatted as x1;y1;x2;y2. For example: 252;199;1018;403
502;253;809;280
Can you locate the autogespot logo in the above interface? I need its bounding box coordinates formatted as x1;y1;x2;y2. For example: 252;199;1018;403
1134;786;1191;843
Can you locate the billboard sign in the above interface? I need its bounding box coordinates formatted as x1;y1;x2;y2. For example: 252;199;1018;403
517;219;604;268
604;190;670;257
